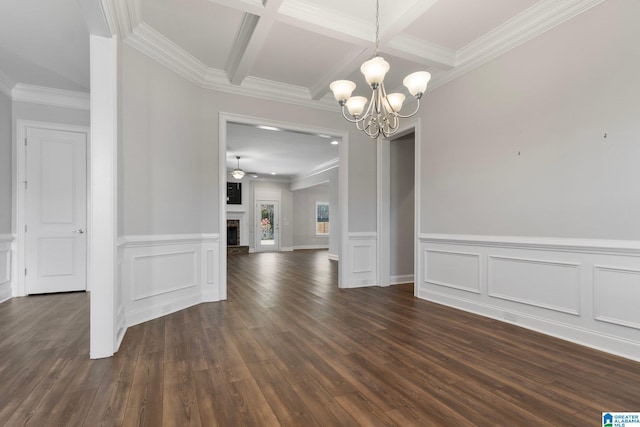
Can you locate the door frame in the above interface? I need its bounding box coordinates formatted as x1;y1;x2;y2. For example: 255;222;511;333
254;196;280;252
219;113;350;291
14;120;90;297
377;118;421;293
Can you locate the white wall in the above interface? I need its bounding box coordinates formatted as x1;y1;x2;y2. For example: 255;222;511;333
0;92;11;234
390;133;414;282
416;0;640;361
290;166;339;257
121;45;203;236
420;0;640;240
292;183;329;249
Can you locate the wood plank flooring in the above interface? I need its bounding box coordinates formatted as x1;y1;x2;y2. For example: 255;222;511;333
1;249;639;426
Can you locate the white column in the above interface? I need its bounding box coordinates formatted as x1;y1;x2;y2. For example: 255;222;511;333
89;34;118;359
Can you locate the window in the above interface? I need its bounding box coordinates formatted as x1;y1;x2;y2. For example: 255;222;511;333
316;202;329;235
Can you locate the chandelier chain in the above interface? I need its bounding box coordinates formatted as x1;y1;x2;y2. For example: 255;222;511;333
375;0;380;56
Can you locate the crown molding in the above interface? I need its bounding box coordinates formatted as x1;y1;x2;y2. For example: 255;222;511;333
126;23;209;85
0;70;14;98
293;157;339;182
11;84;90;110
117;0;605;112
386;34;456;69
127;23;337;112
429;0;607;91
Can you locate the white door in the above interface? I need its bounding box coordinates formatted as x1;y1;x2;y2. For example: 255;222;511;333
255;200;279;252
25;127;87;294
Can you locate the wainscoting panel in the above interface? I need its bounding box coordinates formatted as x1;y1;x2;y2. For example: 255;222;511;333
488;256;581;315
0;235;13;303
594;265;640;330
344;233;377;288
132;251;198;301
121;234;221;327
424;249;480;294
418;234;640;361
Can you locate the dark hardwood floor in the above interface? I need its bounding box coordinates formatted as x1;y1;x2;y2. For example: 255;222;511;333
1;249;638;426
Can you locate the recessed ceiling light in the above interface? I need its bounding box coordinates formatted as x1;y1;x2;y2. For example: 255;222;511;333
258;125;279;131
331;140;339;145
271;172;277;175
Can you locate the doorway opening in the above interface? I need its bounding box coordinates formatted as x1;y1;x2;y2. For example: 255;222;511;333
219;113;349;290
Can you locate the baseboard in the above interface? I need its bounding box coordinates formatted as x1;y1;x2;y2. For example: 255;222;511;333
390;274;414;285
0;283;11;304
0;235;13;302
328;253;339;261
419;288;640;363
293;245;329;250
126;292;201;327
418;234;640;362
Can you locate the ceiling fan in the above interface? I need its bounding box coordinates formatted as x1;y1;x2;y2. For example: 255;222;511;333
229;156;258;180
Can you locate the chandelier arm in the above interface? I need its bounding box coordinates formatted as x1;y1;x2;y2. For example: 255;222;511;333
341;106;364;124
396;97;421;119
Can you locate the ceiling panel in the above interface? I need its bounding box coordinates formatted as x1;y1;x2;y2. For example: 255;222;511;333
404;0;540;51
227;123;339;179
251;21;358;88
141;0;245;69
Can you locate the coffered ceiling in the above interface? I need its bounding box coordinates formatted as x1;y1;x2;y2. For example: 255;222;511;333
0;0;605;179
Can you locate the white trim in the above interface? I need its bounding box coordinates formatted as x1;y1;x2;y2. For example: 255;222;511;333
0;235;13;242
293;245;329;251
420;233;640;256
347;232;377;239
89;35;118;359
487;255;581;315
417;289;640;363
328;253;339;261
390;274;414;285
121;233;220;247
293;158;339;183
125;23;337;112
105;0;602;111
11;84;90;110
430;0;606;91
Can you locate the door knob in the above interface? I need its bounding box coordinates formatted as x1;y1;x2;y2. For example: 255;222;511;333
73;229;85;234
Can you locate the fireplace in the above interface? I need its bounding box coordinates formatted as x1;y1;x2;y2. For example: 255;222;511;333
227;220;239;246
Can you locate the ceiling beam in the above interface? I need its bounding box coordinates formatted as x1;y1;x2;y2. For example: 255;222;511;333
309;47;371;101
307;0;445;100
226;0;284;86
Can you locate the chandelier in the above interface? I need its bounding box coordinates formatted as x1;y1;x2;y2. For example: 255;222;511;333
232;156;245;180
329;0;431;139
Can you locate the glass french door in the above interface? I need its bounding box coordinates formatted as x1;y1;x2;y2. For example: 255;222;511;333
255;200;279;251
